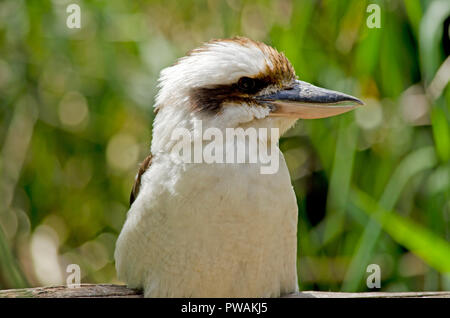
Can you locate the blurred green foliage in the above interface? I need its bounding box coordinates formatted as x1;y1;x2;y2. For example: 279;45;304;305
0;0;449;292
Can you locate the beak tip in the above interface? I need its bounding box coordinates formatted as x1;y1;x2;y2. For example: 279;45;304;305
347;95;364;107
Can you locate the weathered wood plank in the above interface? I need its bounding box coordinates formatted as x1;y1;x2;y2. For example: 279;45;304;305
0;284;142;298
0;284;449;298
284;291;450;298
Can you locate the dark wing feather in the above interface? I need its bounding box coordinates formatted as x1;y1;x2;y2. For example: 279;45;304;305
130;154;153;206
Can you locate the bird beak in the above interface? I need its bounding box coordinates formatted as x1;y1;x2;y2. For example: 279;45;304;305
257;80;364;119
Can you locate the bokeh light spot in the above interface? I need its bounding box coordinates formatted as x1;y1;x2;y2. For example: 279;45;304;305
58;91;89;129
106;133;139;172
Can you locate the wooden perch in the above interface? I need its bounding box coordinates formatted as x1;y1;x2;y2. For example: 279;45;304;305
0;284;449;298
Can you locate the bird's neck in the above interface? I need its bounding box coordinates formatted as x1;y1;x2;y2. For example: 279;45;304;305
150;103;297;158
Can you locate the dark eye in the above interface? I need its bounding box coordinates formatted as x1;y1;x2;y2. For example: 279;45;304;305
237;77;256;92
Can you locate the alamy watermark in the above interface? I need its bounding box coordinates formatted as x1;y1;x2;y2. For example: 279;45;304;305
66;264;81;288
66;4;81;29
366;264;381;289
366;4;381;29
169;120;280;174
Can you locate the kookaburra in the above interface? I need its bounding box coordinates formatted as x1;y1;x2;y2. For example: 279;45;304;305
114;37;362;297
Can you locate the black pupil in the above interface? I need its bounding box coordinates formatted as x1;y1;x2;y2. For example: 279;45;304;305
238;77;255;91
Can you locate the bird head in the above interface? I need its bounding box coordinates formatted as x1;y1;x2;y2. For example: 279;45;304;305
152;37;363;153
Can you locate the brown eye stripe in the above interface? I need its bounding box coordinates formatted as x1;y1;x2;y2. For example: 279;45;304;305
190;76;272;113
190;84;241;113
190;69;295;113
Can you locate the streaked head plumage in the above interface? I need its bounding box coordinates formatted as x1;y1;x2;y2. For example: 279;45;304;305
156;37;297;114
